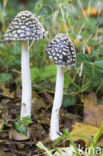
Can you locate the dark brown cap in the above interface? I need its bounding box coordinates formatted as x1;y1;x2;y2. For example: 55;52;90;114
45;34;76;67
4;11;46;40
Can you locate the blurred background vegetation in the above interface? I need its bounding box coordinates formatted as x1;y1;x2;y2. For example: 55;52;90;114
0;0;103;109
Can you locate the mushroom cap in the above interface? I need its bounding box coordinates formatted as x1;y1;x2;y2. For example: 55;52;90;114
4;11;46;41
45;34;76;67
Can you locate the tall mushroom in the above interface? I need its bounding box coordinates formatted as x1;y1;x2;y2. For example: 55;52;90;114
4;11;45;118
45;34;76;140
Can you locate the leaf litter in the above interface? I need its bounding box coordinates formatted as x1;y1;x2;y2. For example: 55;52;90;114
0;81;103;155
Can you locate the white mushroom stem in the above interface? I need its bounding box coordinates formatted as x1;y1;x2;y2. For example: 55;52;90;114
50;65;64;140
21;40;31;118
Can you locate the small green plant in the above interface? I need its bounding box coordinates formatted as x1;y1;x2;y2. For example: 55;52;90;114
88;122;103;156
37;130;81;156
36;141;53;156
0;73;12;84
14;116;32;135
52;130;80;156
37;127;103;156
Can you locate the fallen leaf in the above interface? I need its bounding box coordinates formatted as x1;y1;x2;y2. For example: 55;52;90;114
85;46;93;55
73;38;93;55
0;148;14;156
73;38;86;48
0;131;8;138
0;99;10;106
9;129;29;141
16;143;25;149
83;7;100;17
82;92;103;127
31;124;45;142
0;120;4;132
37;111;50;125
44;92;53;104
32;91;47;114
0;83;14;99
70;122;98;146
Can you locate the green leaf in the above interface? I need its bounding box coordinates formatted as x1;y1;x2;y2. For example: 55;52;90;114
31;65;56;83
16;116;33;126
63;95;76;107
14;117;32;135
0;73;12;84
20;117;33;126
41;65;56;82
97;99;103;105
76;53;91;66
93;60;103;70
31;67;41;83
14;121;27;135
83;62;93;78
97;17;103;26
64;73;73;87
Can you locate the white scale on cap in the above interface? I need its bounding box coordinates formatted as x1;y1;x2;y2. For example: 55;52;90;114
46;33;76;67
4;11;46;41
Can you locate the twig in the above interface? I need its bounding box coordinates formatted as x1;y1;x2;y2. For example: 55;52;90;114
78;0;88;20
59;3;68;34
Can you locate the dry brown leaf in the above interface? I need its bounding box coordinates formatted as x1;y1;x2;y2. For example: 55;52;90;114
85;46;93;55
0;120;4;132
73;39;86;48
73;39;93;55
0;83;14;99
83;7;100;17
0;148;14;156
70;122;98;146
32;90;47;114
37;112;50;125
31;124;45;142
9;129;29;141
44;92;53;104
82;92;103;127
70;36;93;54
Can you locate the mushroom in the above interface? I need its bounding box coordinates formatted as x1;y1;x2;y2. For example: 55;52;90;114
4;11;45;118
45;34;76;140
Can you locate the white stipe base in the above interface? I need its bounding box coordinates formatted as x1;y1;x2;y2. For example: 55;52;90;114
21;40;31;118
50;66;64;140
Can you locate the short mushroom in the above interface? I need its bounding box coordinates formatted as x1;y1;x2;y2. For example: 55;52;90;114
4;11;45;118
45;33;76;140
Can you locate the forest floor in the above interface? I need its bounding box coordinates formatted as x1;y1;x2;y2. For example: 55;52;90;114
0;83;103;156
